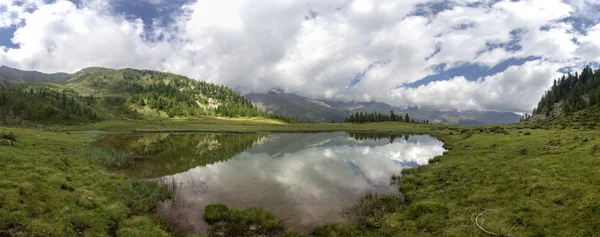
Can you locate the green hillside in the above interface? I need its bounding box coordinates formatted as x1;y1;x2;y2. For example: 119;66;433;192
0;66;296;126
0;65;69;86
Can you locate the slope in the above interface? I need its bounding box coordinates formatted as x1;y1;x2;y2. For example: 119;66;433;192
0;65;69;86
245;89;347;123
0;66;296;127
529;66;600;121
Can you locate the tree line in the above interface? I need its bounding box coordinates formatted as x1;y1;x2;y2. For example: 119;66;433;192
531;66;600;118
0;86;99;126
344;110;429;124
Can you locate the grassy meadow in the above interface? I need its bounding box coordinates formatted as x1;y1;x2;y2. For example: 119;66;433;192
0;128;172;236
2;118;599;236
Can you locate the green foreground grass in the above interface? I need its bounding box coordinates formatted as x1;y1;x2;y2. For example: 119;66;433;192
318;125;600;236
0;128;172;236
3;118;600;236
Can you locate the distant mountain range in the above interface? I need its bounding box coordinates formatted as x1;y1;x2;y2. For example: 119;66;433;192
246;89;521;125
0;65;521;126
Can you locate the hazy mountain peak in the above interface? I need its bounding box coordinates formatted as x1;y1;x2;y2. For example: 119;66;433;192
246;90;521;125
268;87;286;95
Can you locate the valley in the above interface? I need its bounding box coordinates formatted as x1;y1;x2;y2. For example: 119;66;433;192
2;65;600;236
2;1;600;236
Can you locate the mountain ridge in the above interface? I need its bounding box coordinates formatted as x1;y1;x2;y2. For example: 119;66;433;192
247;90;521;125
0;65;70;86
0;66;297;126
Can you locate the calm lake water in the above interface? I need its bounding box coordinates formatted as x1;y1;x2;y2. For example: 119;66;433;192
98;132;445;234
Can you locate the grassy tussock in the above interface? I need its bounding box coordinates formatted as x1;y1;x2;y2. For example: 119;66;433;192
344;191;404;228
79;147;135;169
204;204;284;236
0;130;15;140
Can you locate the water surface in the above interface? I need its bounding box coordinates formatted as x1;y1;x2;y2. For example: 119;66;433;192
99;132;445;233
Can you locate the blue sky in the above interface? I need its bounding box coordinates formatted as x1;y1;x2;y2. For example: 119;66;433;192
0;0;599;112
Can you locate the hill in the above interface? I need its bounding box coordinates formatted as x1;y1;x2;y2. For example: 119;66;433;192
246;90;521;125
0;65;69;86
0;66;295;127
526;65;600;128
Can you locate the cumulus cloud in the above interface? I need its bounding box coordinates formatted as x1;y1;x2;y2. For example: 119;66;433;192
391;60;568;112
0;0;598;113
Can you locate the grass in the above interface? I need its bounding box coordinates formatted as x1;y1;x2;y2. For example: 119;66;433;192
78;147;136;169
0;130;16;140
204;204;284;237
4;119;600;236
313;125;600;236
343;191;404;228
63;118;432;134
0;127;172;236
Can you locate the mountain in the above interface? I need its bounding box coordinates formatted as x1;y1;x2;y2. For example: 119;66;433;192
328;101;520;125
0;66;295;126
245;89;347;123
247;91;521;125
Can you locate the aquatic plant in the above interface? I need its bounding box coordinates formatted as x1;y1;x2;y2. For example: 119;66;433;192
79;147;136;169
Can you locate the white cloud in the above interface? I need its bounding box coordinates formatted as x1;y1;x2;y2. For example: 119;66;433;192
0;0;598;113
566;0;600;21
391;60;568;112
0;1;166;72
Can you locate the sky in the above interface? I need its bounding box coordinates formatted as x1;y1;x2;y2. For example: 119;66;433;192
1;0;600;113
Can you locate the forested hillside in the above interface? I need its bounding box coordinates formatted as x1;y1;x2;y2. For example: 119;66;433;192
0;66;296;126
532;66;600;117
0;84;100;126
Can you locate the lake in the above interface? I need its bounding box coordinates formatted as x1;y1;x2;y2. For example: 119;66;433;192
98;132;445;234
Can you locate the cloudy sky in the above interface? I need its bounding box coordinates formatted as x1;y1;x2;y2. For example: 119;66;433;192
1;0;599;113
